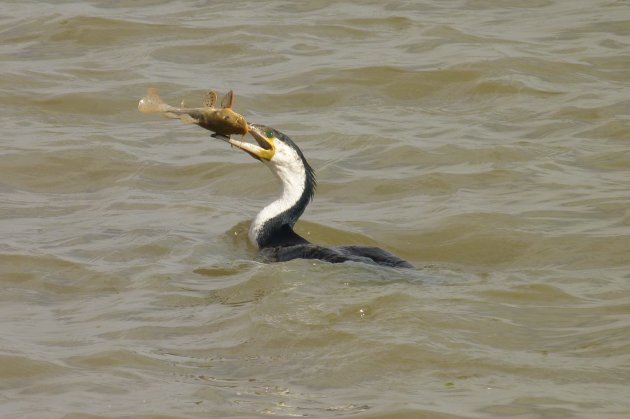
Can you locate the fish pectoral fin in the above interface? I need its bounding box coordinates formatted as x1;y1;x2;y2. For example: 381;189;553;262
178;114;197;124
162;112;198;124
220;90;235;109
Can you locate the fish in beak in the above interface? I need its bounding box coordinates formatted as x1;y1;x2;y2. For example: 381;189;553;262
138;88;249;137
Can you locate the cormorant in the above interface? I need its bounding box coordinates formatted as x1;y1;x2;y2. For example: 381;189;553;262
223;124;414;268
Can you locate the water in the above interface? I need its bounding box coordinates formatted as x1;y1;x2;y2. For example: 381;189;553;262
1;0;629;417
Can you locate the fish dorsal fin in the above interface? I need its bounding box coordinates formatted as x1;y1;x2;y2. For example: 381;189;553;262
221;90;235;109
203;90;218;108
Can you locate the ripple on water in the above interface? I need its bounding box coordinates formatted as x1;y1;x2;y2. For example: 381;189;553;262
2;0;630;417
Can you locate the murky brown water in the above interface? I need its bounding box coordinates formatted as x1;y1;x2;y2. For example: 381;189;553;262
1;0;630;417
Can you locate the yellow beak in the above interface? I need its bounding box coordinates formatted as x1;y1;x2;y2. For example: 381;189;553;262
228;124;276;161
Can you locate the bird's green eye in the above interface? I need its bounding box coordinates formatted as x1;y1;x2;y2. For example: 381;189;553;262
266;130;274;139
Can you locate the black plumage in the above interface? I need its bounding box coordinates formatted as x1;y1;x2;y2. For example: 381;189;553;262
237;124;413;269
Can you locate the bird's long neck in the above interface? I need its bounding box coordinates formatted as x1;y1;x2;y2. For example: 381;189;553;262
248;144;316;248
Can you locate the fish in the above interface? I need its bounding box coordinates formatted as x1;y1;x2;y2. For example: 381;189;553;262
138;88;249;137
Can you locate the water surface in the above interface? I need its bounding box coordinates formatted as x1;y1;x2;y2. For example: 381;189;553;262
1;0;629;417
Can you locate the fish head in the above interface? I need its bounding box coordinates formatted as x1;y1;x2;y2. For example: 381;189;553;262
201;107;249;136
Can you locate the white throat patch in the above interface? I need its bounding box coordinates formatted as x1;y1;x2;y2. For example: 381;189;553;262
248;140;307;247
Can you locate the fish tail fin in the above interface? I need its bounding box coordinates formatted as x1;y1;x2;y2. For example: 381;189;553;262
138;87;172;114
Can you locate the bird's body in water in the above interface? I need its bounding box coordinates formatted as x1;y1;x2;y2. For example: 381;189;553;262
225;124;414;268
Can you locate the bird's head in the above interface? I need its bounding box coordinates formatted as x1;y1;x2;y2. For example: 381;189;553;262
225;123;316;199
224;123;317;248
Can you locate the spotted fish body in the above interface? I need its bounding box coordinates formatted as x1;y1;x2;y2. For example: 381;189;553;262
138;88;249;137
